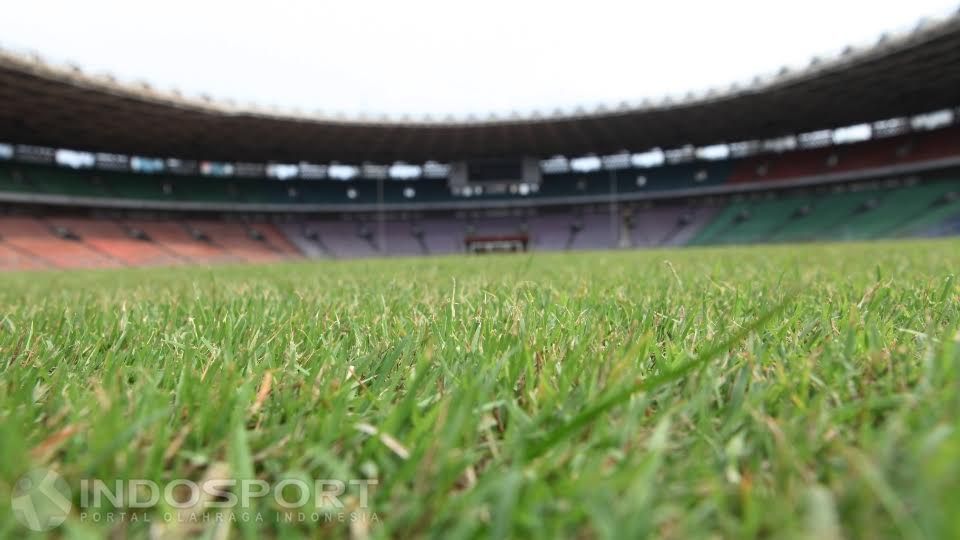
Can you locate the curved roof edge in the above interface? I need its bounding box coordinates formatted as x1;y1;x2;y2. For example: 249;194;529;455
2;8;958;128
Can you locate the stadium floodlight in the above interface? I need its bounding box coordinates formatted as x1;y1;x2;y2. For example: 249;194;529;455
422;162;450;179
798;129;833;149
329;164;360;180
94;153;128;171
200;161;236;177
165;158;198;176
266;163;298;180
389;163;422;180
298;163;328;180
664;146;696;165
832;124;872;145
601;153;631;170
569;156;601;173
911;109;954;130
132;156;165;174
55;149;95;169
540;156;569;174
760;136;797;154
695;145;730;161
631;149;664;168
14;145;55;164
872;117;910;138
234;162;267;178
361;164;389;180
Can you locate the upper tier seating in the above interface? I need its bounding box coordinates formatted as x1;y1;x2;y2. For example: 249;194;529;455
729;126;960;184
1;125;957;209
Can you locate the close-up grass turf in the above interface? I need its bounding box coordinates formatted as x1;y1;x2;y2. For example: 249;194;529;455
1;239;959;539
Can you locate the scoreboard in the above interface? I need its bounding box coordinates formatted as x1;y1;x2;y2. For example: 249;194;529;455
448;157;541;194
465;158;525;183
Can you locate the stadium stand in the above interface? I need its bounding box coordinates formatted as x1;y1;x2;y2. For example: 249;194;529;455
893;191;960;237
0;239;48;270
0;215;306;269
122;221;228;264
687;178;960;245
0;167;37;194
278;223;329;258
0;217;122;269
1;12;960;270
2;159;959;270
627;206;720;247
2;124;956;213
183;221;294;263
44;217;180;267
729;126;960;184
379;221;429;256
301;221;379;259
418;218;468;255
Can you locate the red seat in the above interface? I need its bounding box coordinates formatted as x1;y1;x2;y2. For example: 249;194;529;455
46;218;181;267
0;217;122;269
186;221;287;264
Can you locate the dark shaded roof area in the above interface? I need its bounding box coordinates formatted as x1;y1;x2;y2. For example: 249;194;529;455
1;13;959;163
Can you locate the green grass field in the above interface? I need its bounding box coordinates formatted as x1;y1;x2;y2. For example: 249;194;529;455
1;240;959;539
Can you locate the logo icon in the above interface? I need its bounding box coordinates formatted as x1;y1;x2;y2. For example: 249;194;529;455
11;469;72;531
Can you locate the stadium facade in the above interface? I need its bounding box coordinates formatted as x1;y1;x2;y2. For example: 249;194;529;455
0;11;959;268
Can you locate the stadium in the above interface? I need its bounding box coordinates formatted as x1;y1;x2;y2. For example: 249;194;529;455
1;12;959;264
1;2;959;538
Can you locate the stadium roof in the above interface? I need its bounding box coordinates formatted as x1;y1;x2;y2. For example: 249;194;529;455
1;10;960;164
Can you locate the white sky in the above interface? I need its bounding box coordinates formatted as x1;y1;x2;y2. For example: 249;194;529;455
1;1;957;118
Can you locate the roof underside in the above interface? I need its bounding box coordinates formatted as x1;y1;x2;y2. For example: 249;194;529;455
1;14;960;163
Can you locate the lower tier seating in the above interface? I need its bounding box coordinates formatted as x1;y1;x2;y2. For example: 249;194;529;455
0;217;304;270
690;179;960;245
0;178;957;271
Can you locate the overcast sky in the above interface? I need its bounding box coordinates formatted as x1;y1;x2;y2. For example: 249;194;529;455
1;1;957;118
